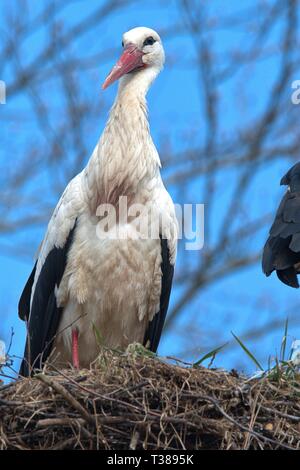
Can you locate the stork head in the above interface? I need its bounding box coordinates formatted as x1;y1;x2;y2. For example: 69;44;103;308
102;27;165;90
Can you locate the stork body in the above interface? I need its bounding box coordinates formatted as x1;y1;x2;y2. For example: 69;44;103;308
262;162;300;287
19;27;177;375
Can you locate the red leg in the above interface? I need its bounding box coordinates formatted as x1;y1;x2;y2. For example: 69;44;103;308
72;329;80;369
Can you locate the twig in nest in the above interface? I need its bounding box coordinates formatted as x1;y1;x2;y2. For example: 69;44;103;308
35;373;96;427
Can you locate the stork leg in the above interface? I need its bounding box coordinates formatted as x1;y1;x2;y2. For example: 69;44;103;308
72;329;80;369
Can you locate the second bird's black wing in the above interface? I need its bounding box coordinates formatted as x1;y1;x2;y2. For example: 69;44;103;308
143;237;174;353
262;162;300;288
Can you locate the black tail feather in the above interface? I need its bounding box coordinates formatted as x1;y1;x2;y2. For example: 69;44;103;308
276;267;299;288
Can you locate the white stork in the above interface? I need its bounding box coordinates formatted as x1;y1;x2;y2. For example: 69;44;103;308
19;27;177;376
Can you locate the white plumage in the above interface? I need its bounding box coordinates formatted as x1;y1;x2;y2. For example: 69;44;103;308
19;27;177;375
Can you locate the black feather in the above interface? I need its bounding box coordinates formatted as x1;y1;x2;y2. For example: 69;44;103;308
19;223;77;376
280;162;300;191
143;237;174;353
18;261;37;321
277;267;299;288
262;163;300;288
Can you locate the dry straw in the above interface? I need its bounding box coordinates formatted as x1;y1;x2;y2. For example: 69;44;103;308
0;351;300;450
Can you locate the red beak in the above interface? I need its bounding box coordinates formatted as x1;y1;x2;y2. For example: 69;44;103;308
102;44;145;90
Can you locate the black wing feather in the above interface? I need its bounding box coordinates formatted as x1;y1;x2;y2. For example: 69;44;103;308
143;237;174;353
19;223;76;376
18;261;37;321
262;163;300;288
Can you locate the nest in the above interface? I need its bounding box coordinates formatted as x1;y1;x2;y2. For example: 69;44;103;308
0;351;300;450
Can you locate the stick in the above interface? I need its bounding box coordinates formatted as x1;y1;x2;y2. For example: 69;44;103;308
35;373;96;427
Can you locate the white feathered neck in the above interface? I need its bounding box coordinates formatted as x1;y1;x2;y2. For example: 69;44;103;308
84;67;161;212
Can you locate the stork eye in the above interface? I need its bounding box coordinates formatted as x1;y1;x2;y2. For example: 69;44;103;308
143;36;156;47
122;40;124;47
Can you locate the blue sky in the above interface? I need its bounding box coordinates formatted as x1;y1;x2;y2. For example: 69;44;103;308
1;0;300;379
